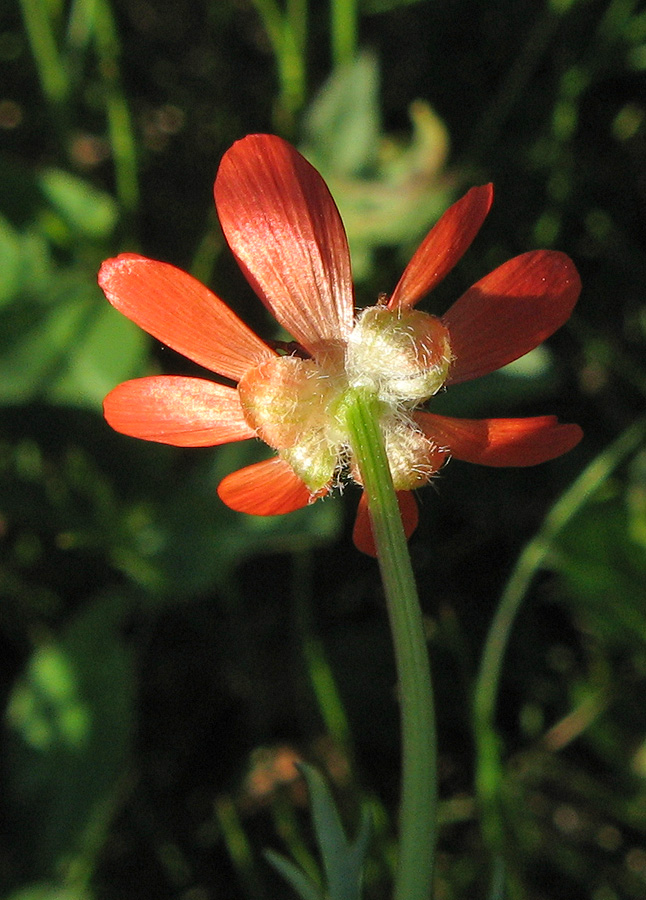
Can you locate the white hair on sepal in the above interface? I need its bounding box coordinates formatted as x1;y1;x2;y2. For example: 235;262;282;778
345;306;453;407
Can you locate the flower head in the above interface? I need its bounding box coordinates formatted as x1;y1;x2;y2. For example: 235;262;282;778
99;134;582;555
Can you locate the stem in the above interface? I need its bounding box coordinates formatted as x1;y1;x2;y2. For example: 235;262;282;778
249;0;307;131
20;0;71;138
92;0;140;235
292;551;354;754
473;416;646;861
343;388;437;900
331;0;358;68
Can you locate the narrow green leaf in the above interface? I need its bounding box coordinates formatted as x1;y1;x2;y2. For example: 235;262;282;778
264;849;325;900
300;763;371;900
360;0;426;12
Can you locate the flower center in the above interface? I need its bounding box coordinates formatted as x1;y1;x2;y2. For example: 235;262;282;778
236;308;452;496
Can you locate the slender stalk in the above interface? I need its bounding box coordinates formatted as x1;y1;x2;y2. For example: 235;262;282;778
292;551;354;754
287;0;307;59
473;416;646;856
92;0;140;233
281;0;307;127
331;0;358;68
343;388;437;900
249;0;307;131
20;0;70;136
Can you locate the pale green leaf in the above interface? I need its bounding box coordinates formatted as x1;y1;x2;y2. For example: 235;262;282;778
5;591;135;883
37;169;118;240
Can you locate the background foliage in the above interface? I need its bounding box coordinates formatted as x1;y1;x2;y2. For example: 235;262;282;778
1;0;646;898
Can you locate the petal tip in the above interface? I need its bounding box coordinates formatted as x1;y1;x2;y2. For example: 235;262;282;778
389;181;496;310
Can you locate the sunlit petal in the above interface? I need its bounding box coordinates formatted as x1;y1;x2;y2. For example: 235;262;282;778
103;376;256;447
352;490;419;557
415;412;583;466
442;250;581;384
388;184;494;310
215;134;354;354
99;254;276;382
217;455;316;515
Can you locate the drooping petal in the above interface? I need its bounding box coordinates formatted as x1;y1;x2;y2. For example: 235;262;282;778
217;455;316;515
442;250;581;385
99;255;276;382
215;134;354;354
352;490;419;557
415;412;583;466
104;376;256;447
388;184;494;311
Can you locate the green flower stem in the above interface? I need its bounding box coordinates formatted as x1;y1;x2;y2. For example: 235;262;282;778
343;388;437;900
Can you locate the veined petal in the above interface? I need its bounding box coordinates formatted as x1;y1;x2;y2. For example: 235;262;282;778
99;255;276;382
388;184;494;311
415;412;583;466
352;491;419;557
217;455;316;515
104;376;256;446
215;134;354;354
442;250;581;385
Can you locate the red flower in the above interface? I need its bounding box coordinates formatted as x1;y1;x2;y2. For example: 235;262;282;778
99;134;582;555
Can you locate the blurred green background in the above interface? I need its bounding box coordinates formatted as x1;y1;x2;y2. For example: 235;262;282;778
2;0;646;898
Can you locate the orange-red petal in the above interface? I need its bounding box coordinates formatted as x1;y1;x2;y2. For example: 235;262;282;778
104;376;256;446
217;455;315;515
352;490;419;557
99;254;276;382
388;184;494;311
215;134;354;354
442;250;581;385
415;412;583;466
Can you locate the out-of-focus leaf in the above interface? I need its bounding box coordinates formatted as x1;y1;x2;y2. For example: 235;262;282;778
0;276;147;409
0;215;53;308
268;765;371;900
0;155;118;246
302;51;381;176
37;169;118;240
4;884;91;900
0;214;23;306
430;346;560;417
264;850;325;900
0;155;48;229
302;764;371;900
361;0;427;11
0;184;145;410
301;52;453;280
48;296;148;408
120;443;343;601
552;450;646;647
0;403;339;615
5;590;135;884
